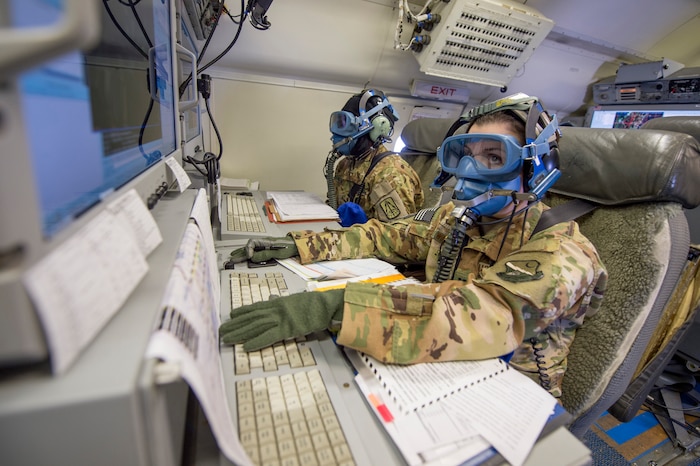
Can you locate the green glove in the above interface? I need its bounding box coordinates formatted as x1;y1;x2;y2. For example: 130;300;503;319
219;289;345;351
228;236;299;264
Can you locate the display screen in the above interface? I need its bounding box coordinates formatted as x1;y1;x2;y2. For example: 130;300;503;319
588;105;700;129
12;0;177;237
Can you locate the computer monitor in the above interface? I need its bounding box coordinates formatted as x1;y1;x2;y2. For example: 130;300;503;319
586;103;700;129
1;2;194;464
0;0;180;366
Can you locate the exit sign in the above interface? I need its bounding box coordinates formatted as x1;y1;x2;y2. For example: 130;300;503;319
410;80;470;103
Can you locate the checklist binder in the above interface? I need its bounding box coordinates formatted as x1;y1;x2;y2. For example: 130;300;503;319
353;351;509;416
265;191;340;222
345;349;559;466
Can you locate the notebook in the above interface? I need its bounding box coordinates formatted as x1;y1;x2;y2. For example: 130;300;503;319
265;191;340;223
345;350;559;466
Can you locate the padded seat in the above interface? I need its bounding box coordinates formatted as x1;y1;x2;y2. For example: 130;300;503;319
641;116;700;245
399;118;455;208
548;126;700;437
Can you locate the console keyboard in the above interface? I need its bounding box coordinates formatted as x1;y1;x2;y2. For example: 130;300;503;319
229;271;312;375
236;370;356;466
227;193;266;233
227;270;355;465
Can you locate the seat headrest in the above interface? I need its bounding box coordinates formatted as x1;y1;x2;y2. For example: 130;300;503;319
400;118;455;154
551;127;700;209
640;116;700;143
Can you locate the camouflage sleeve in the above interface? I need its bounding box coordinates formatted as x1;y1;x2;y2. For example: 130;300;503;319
336;220;607;367
336;279;524;364
489;221;607;395
480;221;607;340
365;157;424;222
290;204;453;265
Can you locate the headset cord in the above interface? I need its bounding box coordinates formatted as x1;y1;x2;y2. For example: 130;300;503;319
324;151;342;209
529;337;552;391
433;208;478;283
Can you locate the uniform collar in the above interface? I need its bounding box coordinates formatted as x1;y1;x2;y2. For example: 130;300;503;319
466;202;547;261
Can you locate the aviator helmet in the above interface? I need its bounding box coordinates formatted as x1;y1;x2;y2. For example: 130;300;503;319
329;89;399;156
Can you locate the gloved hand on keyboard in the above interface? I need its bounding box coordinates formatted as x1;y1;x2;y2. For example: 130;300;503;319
219;289;345;351
228;236;299;264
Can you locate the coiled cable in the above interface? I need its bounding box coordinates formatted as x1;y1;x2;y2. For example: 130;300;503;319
324;151;342;209
433;208;478;283
530;337;552;391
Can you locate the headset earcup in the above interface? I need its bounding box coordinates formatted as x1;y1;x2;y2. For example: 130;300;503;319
369;115;392;141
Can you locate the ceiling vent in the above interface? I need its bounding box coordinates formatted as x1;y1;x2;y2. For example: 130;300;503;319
412;0;554;87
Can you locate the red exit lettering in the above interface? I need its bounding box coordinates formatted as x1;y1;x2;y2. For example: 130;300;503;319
430;85;456;96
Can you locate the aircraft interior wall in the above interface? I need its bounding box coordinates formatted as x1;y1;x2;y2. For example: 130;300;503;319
205;73;465;197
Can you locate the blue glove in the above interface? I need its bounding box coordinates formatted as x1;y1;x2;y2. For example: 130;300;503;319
337;202;367;227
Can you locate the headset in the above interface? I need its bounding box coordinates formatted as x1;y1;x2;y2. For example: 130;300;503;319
358;89;397;142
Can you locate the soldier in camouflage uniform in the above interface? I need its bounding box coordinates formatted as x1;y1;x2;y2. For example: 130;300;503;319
221;94;608;398
326;89;424;224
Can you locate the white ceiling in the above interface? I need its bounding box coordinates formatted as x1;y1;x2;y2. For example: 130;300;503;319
203;0;700;118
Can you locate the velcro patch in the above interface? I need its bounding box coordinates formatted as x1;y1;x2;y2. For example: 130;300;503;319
414;208;438;223
496;260;544;282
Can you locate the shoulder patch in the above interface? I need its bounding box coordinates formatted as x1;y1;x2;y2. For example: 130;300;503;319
379;198;401;220
497;260;544;282
414;208;438;223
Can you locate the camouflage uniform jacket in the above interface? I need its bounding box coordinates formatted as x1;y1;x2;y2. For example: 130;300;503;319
290;201;608;397
334;145;424;222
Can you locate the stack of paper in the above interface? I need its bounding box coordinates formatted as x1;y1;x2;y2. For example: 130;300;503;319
276;257;419;291
266;191;340;222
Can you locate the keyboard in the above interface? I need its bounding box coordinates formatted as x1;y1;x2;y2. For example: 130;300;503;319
219;191;284;241
228;271;314;374
236;369;355;466
217;191;339;243
226;193;266;233
221;268;390;466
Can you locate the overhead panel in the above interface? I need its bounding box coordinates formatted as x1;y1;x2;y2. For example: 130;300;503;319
412;0;554;87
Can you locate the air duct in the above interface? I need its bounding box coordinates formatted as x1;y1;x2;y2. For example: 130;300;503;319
410;0;554;87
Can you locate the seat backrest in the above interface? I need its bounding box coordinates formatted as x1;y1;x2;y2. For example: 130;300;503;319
641;116;700;244
641;115;700;141
548;126;700;438
398;117;455;208
603;116;700;424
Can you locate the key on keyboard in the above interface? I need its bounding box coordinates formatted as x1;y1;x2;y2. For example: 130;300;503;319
227;194;266;232
236;370;356;466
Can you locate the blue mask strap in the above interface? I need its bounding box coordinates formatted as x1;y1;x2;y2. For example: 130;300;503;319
358;90;398;128
523;115;559;160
